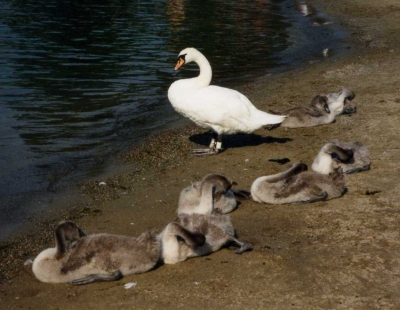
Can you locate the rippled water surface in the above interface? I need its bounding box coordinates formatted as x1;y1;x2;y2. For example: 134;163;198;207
0;0;347;239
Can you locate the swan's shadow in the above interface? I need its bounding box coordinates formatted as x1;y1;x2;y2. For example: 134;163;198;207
189;131;293;150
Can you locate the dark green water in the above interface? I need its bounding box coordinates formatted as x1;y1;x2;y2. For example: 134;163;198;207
0;0;348;239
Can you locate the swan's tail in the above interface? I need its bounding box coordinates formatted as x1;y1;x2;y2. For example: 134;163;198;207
256;110;286;126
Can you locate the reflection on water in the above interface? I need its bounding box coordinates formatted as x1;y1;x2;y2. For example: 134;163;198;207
0;0;347;239
165;0;290;79
296;0;316;16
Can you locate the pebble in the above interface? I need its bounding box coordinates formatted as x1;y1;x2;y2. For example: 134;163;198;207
23;259;33;266
124;282;138;289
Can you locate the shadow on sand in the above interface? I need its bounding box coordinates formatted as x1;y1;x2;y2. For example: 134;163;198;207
189;131;293;150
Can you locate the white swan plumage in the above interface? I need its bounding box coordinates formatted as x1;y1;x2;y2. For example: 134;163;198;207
168;47;285;155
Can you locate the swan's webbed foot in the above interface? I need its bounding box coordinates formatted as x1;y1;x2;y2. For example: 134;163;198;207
190;133;223;156
190;148;221;156
69;270;123;285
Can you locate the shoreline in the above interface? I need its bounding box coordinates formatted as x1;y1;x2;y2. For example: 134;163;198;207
0;0;349;243
2;0;400;308
0;0;350;243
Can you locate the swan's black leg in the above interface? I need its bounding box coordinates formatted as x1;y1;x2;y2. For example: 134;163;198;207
214;134;223;152
209;131;217;148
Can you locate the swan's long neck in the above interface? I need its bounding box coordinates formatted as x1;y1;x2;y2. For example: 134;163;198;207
192;51;212;88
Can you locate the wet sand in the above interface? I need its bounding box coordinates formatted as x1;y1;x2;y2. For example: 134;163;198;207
1;0;400;308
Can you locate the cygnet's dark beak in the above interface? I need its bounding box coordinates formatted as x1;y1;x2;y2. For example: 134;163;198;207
324;103;331;113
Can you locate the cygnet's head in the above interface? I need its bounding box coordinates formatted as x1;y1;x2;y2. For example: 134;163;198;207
55;221;86;258
323;143;354;163
201;174;235;196
310;95;330;113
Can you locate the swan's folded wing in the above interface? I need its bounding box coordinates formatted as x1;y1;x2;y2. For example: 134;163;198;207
187;86;283;132
191;86;254;118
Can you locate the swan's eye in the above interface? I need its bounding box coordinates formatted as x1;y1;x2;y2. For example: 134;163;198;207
177;54;186;62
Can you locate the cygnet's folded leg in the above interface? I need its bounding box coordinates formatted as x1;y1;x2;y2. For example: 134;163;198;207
267;110;283;131
346;165;370;174
268;123;281;131
231;189;251;200
69;270;123;285
227;236;252;254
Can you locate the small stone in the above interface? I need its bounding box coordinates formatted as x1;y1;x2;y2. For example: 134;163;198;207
124;282;137;289
24;259;33;266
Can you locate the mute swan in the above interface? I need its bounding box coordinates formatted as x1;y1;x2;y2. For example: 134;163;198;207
168;47;285;155
178;174;249;215
312;140;370;174
161;185;251;264
269;95;334;129
251;162;347;204
326;88;356;115
32;221;160;285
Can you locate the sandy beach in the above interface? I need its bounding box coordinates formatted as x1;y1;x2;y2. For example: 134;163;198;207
1;0;400;309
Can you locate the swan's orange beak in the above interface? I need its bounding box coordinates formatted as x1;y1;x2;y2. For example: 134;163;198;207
174;57;185;70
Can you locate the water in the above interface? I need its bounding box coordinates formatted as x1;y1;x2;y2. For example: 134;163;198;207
0;0;347;240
